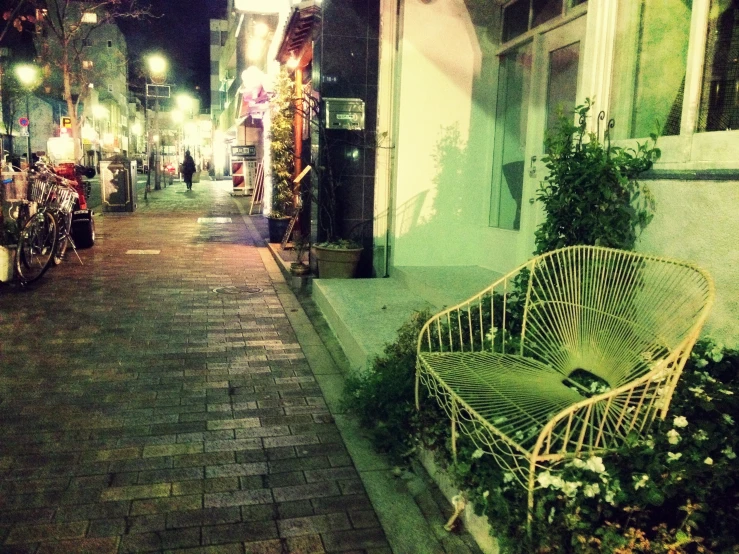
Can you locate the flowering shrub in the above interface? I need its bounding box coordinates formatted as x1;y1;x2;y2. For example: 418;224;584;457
346;324;739;553
493;338;739;553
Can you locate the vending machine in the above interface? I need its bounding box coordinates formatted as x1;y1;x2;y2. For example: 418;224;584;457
231;144;258;196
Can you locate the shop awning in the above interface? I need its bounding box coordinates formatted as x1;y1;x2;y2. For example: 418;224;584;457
276;0;322;64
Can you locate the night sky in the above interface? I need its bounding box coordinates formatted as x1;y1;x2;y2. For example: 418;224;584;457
119;0;227;109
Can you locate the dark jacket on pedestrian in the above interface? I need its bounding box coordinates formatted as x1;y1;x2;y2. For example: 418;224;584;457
182;153;196;178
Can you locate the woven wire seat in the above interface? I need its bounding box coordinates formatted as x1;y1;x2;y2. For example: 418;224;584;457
416;245;714;517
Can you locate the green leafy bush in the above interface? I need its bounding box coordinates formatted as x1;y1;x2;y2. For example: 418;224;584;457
536;99;660;254
269;67;295;218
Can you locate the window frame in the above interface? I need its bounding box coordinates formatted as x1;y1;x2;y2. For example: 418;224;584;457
607;0;739;170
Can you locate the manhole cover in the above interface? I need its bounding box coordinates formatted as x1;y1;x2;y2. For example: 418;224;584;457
212;285;263;295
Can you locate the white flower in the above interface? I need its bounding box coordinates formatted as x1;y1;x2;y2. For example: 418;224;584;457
471;448;484;460
689;386;705;396
633;474;649;490
719;389;734;395
482;490;490;499
585;456;606;474
583;483;600;498
561;481;581;497
722;447;736;460
704;457;714;465
695;359;709;368
503;472;515;484
723;414;735;425
667;429;681;445
673;416;688;428
537;471;556;488
605;488;616;505
570;458;586;469
550;475;565;490
666;452;682;463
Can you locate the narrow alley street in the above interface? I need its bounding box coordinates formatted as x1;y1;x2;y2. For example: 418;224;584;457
0;179;395;554
0;179;484;554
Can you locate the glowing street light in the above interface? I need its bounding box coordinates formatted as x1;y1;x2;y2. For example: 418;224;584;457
147;54;167;83
15;64;39;168
176;94;193;113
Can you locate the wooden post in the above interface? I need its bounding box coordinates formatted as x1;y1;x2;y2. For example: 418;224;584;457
293;66;303;220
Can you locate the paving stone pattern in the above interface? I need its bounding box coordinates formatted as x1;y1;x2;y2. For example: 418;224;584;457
0;181;391;553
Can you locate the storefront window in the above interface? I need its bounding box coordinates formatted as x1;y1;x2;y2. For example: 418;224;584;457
609;0;692;139
698;0;739;131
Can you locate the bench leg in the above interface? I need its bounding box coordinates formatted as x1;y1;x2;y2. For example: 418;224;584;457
526;460;537;536
451;397;458;463
415;365;421;410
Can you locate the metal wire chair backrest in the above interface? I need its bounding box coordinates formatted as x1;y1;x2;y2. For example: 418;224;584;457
520;246;715;388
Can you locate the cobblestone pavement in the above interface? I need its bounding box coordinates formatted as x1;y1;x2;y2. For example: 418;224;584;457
0;180;392;553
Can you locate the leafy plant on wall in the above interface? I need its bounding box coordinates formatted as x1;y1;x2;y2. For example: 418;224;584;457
269;66;295;218
535;98;661;254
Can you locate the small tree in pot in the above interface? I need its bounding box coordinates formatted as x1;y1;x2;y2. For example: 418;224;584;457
267;67;295;243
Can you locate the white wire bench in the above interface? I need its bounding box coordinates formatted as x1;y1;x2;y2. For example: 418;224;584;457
416;245;714;517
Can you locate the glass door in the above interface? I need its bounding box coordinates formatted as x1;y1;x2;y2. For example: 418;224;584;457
489;15;585;263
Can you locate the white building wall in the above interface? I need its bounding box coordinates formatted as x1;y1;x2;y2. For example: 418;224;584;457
386;0;738;345
392;0;505;268
637;180;739;347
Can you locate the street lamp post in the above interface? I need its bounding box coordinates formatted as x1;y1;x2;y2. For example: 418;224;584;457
15;64;38;170
145;54;167;198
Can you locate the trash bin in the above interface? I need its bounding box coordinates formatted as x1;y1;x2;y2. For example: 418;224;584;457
100;156;136;212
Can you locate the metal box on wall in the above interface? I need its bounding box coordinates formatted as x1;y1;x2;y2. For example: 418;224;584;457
324;98;365;131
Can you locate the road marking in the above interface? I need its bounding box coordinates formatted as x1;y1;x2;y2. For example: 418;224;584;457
125;250;161;255
197;217;232;223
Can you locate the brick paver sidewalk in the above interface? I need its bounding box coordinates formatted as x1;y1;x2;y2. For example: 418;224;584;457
0;180;391;553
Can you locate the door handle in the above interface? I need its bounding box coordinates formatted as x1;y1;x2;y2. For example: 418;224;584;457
529;156;537;177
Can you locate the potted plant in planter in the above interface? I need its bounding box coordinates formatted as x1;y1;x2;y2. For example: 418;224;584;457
312;152;364;279
267;67;294;243
290;231;311;276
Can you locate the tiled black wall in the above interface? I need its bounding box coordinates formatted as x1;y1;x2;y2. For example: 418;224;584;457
313;0;380;277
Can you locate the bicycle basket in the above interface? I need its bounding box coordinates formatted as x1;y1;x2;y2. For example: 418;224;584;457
50;184;79;215
29;177;54;205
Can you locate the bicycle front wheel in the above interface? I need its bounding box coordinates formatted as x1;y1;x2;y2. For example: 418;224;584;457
15;211;57;284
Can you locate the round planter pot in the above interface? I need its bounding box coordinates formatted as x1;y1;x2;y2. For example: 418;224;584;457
313;245;363;279
290;262;310;276
267;216;291;243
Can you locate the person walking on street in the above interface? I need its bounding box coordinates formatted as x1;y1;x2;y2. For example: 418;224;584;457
182;150;196;191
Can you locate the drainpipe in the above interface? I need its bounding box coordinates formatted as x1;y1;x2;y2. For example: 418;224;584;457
378;0;404;277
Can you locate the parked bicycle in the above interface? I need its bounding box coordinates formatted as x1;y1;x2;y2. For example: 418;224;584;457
14;164;80;284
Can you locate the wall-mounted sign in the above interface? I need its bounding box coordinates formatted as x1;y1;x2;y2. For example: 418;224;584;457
324;98;365;131
231;144;257;160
